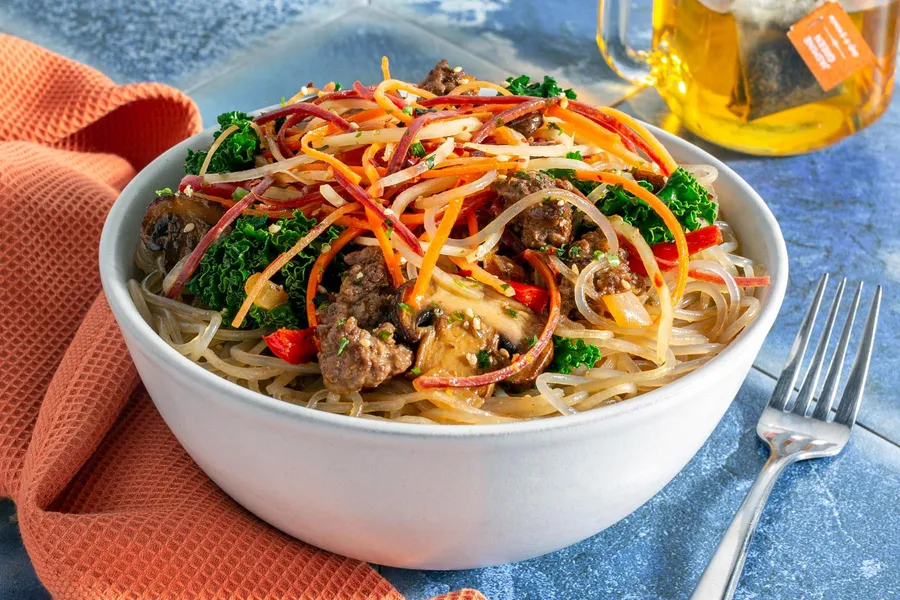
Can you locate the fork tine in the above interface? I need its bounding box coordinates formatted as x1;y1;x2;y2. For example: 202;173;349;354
769;274;829;410
834;286;881;426
793;278;846;416
812;282;862;421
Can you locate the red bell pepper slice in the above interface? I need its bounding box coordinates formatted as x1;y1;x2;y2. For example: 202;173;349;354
505;280;550;314
652;225;722;262
263;327;319;365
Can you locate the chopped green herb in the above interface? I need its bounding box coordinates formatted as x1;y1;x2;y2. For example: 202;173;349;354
401;106;414;116
593;250;621;266
383;219;394;239
232;187;250;201
317;144;329;151
334;82;344;91
497;117;505;127
185;111;260;175
409;141;427;158
398;302;413;314
424;154;436;169
505;74;577;99
550;336;602;374
354;131;363;138
155;187;173;196
337;337;350;356
280;96;286;107
568;246;582;258
547;122;563;133
377;328;392;341
525;334;538;348
504;307;519;319
448;310;465;323
410;367;422;376
413;108;437;117
501;283;512;292
336;318;347;327
476;350;491;369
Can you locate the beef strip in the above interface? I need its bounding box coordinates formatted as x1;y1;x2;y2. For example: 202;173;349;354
319;319;412;394
505;112;544;138
316;246;412;392
483;253;526;282
419;59;467;96
559;230;644;318
139;193;225;273
493;171;575;249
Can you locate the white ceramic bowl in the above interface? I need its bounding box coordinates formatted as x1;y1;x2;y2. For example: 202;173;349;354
99;120;787;570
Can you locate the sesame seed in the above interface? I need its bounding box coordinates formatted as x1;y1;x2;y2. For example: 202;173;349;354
465;353;477;366
317;285;327;294
268;224;282;234
459;78;470;85
560;97;569;109
464;308;475;318
472;317;482;331
300;86;309;95
399;257;407;265
622;280;632;290
497;174;508;181
350;122;360;130
453;66;463;73
496;154;510;161
182;223;195;233
355;272;364;281
383;208;394;216
463;321;470;329
184;185;194;197
499;348;510;359
359;338;371;348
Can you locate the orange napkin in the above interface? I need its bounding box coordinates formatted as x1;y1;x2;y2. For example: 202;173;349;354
0;35;485;600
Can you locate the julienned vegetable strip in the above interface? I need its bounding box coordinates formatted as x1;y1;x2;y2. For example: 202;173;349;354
198;124;239;178
306;227;365;329
255;103;354;132
365;208;405;287
232;202;359;328
332;169;423;256
386;109;465;174
301;126;361;185
166;175;275;299
544;105;643;169
410;189;466;307
413;250;560;390
373;79;436;124
470;97;557;144
574;170;689;305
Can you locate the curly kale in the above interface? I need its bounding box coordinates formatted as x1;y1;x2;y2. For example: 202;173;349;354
550;337;602;374
185;211;342;329
185;111;260;175
505;74;577;99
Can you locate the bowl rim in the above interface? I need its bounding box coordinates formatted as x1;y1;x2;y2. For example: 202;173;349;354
99;118;788;440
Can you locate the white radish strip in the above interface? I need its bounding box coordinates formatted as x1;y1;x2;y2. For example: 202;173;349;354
198;124;238;178
319;184;347;207
689;260;741;326
463;142;599;157
370;138;456;195
203;152;316;184
527;157;596;172
416;170;498;210
322;117;482;148
443;188;618;256
587;182;610;203
391;176;459;215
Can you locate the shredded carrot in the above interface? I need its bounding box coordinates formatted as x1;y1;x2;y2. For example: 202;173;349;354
419;161;521;178
546;106;644;168
362;143;383;188
466;212;479;237
447;80;513;96
232;203;359;328
365;209;405;287
306;227;365;330
595;106;678;175
574;170;689;304
410;192;465;307
332;215;373;229
300;125;361;185
449;256;514;298
381;56;391;80
346;108;389;125
373;80;436;124
399;212;426;225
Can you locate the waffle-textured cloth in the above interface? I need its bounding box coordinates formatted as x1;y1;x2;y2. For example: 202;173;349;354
0;35;485;600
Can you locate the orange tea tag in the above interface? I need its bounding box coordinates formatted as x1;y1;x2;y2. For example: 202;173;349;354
787;1;877;92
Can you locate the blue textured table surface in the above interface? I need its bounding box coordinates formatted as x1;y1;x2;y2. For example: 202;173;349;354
2;1;899;598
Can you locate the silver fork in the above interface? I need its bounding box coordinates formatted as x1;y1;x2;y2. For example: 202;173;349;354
690;273;882;600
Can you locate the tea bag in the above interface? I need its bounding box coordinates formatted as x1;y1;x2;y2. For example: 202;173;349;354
728;0;837;121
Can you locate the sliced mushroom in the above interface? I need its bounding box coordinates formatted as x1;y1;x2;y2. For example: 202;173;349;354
413;312;499;397
139;193;225;273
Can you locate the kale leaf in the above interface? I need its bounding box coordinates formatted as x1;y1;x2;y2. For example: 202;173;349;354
185;211;342;329
185;111;260;175
550;337;602;374
542;150;602;197
506;74;577;99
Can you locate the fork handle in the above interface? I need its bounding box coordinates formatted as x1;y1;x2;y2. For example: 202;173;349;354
690;453;793;600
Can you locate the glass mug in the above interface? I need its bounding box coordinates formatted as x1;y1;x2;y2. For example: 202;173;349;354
597;0;900;155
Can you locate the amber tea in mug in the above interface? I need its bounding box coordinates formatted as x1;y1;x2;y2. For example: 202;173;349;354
598;0;900;155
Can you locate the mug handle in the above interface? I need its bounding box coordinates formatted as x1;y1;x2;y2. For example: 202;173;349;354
597;0;657;86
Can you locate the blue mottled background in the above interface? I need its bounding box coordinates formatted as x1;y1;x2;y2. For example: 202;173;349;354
1;0;899;598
